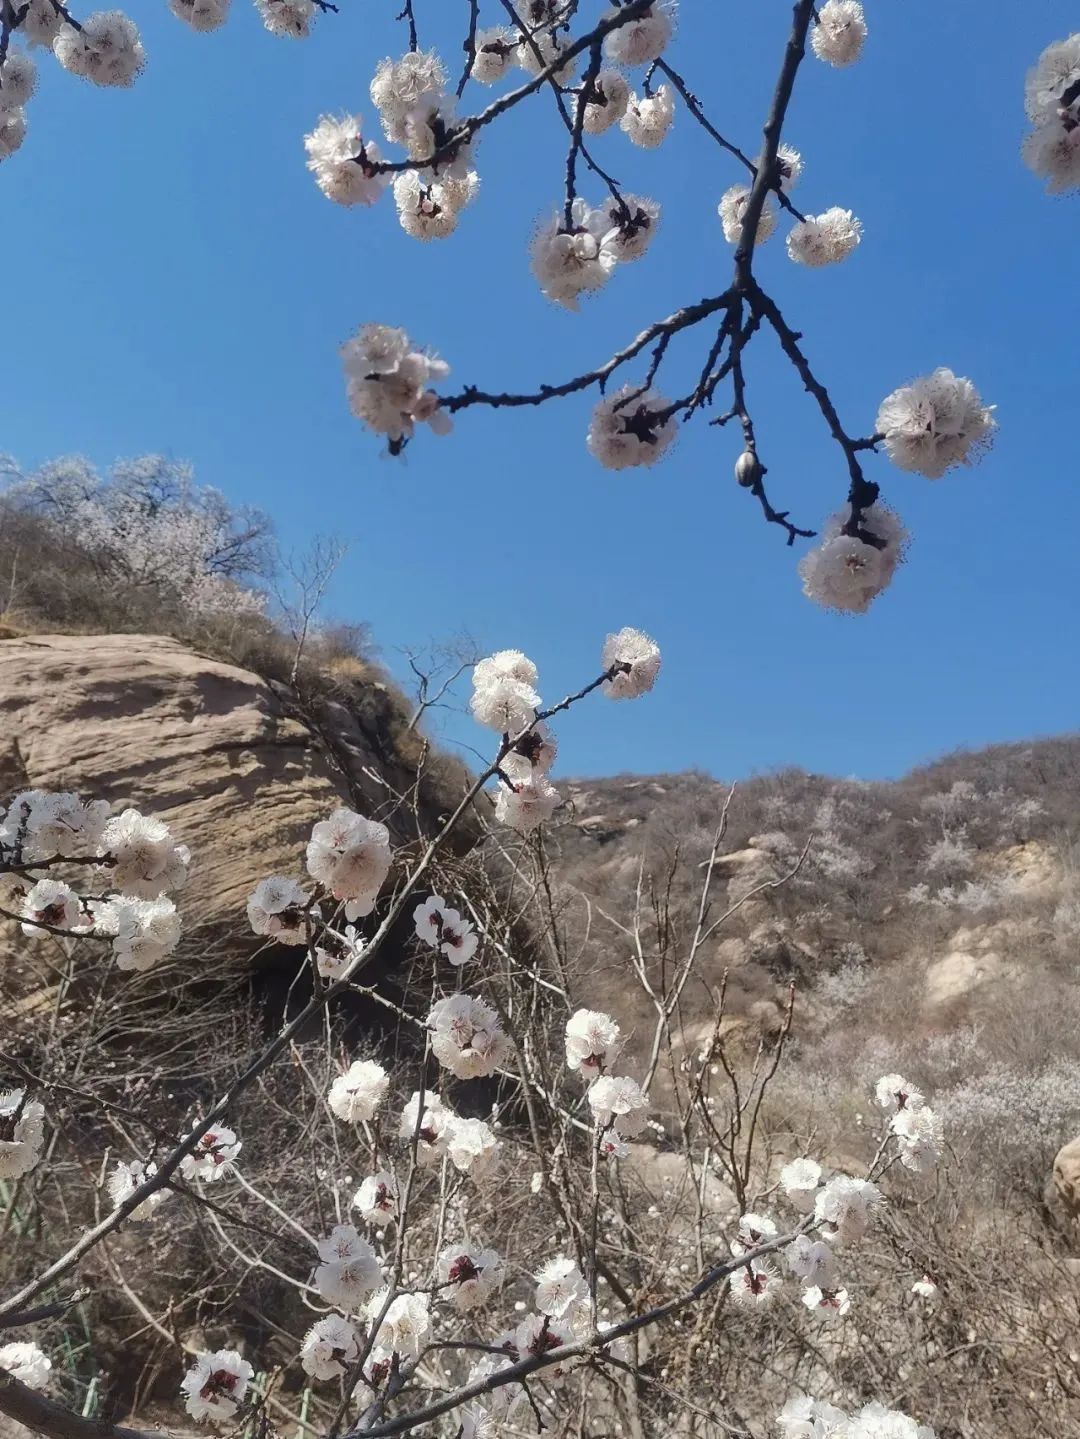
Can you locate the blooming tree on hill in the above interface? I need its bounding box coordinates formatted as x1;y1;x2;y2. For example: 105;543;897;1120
0;2;1074;610
0;626;966;1439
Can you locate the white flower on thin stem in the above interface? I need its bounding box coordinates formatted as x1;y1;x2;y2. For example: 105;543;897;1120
798;502;908;616
445;1114;499;1176
314;925;363;980
305;115;389;207
1023;119;1080;194
394;169;479;240
876;368;995;478
777;143;802;192
247;876;311;945
315;1225;382;1310
399;1090;454;1164
20;879;84;937
530;198;619;309
53;10;145;86
582;69;630;134
412;895;478;965
515;27;576;82
328;1060;389;1124
513;1312;573;1362
169;0;230;30
0;107;26;160
474;649;538;689
786;207;862;267
0;53;36;110
180;1350;253;1423
776;1394;851;1439
306;808;392;911
470;27;516;85
810;0;866;67
620;86;673;148
0;1090;45;1180
92;894;181;971
718;184;776;245
728;1259;781;1308
534;1257;588;1319
370;49;447;142
0;1342;50;1390
814;1175;883;1246
353;1170;398;1225
779;1157;822;1213
1025;33;1080;123
365;1290;431;1357
300;1315;359;1381
732;1212;778;1256
342;323;451;444
494;775;561;833
178;1124;241;1183
438;1243;503;1311
588;1074;648;1137
107;1159;170;1221
254;0;314;38
911;1273;939;1301
501;721;558;784
874;1074;924;1114
565;1009;620;1076
601;627;661;700
595;194;660;263
891;1105;943;1173
785;1235;837;1288
801;1285;851;1324
587;387;675;471
18;0;63;46
603;1;674;66
99;809;190;898
471;673;540;733
1;791;109;861
428;993;508;1081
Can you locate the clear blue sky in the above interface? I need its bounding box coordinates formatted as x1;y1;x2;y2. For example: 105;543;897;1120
5;1;1078;781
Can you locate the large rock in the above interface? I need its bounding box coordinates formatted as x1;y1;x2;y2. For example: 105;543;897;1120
0;633;452;949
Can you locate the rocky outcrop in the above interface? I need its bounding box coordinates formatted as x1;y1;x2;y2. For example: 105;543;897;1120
0;633;464;951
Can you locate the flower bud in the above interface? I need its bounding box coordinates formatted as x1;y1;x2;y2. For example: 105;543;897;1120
735;450;761;488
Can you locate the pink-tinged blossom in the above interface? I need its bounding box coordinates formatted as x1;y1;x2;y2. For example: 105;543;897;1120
328;1059;389;1124
565;1008;620;1076
602;627;661;699
620;86;673;147
587;387;675;470
180;1350;253;1423
178;1123;241;1183
876;368;995;479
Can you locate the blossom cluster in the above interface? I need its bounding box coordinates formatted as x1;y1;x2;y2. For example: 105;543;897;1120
1023;33;1080;194
778;1393;936;1439
1;790;188;971
469;630;660;834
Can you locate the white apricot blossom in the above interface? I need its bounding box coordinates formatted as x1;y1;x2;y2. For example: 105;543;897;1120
169;0;230;30
587;386;676;470
180;1350;253;1423
0;1090;45;1180
535;1256;588;1319
365;1290;431;1357
802;1285;851;1324
353;1169;398;1225
99;808;190;898
1025;33;1080;123
254;0;315;38
582;69;630;134
1023;120;1080;193
595;193;661;263
501;722;558;784
1;791;108;862
620;86;673;147
437;1243;503;1310
891;1104;943;1173
0;53;36;110
0;1342;50;1390
246;875;311;944
603;1;674;67
20;878;84;936
601;627;661;699
813;1175;883;1245
470;28;516;85
444;1114;499;1176
18;0;63;46
341;323;451;444
0;107;26;160
370;49;447;142
315;1224;382;1310
874;1074;924;1113
54;11;145;86
810;0;866;67
428;993;507;1080
300;1315;359;1381
106;1158;171;1221
178;1123;241;1183
306;808;392;914
470;662;540;732
494;775;561;833
92;894;181;971
587;1074;648;1137
786;207;862;267
798;502;908;615
304;114;389;207
328;1059;389;1124
565;1008;620;1075
876;368;995;478
718;184;776;245
786;1235;837;1287
732;1212;778;1256
728;1259;781;1308
394;169;479;240
530;198;618;309
779;1156;822;1212
398;1089;455;1163
413;895;478;964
